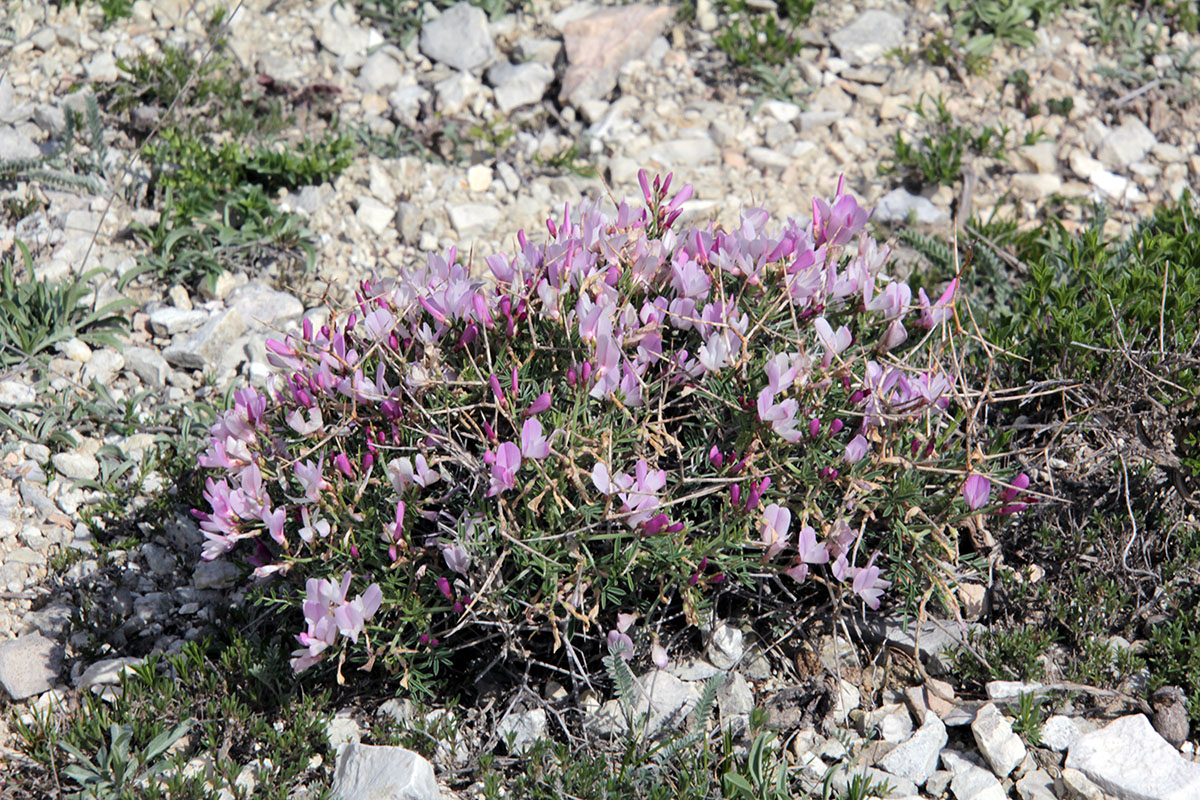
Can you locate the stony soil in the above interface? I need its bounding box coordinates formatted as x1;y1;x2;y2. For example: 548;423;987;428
1;0;1198;798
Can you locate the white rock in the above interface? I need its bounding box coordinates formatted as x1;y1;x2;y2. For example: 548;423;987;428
830;10;906;66
878;712;947;785
448;203;501;239
330;744;439;800
705;624;744;669
489;62;555;113
1091;169;1148;204
434;71;481;115
355;196;395;235
1012;172;1063;199
1015;141;1058;174
873;188;950;225
1016;769;1058;800
420;2;495;71
0;380;36;406
51;452;99;481
388;86;430;124
971;703;1026;779
149;307;209;337
466;164;493;193
77;657;142;688
0;633;60;700
1069;150;1105;180
56;338;93;362
759;99;801;124
82;349;125;385
497;708;547;754
1098;117;1157;169
326;710;362;751
124;347;170;388
1039;714;1082;751
941;749;1006;800
831;679;860;725
1065;714;1200;800
358;51;405;93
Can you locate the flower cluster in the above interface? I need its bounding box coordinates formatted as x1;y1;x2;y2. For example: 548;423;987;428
192;171;1026;676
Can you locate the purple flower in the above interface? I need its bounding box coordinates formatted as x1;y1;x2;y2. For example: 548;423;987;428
525;392;552;416
848;553;891;610
387;455;440;493
286;407;324;436
294;458;329;503
812;180;870;247
844;434;870;464
261;502;286;546
760;503;791;559
297;507;331;543
963;474;991;510
999;472;1030;514
918;279;958;329
520;418;551;460
291;572;382;672
487;442;521;496
607;629;635;660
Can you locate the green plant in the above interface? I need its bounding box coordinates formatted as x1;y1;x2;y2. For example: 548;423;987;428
721;728;789;800
880;94;1010;188
58;720;194;799
1010;691;1045;746
355;0;526;48
57;0;132;27
0;240;132;368
943;0;1068;62
534;138;598;178
0;92;108;195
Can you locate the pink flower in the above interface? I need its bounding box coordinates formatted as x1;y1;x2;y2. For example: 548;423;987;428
487;442;522;496
813;317;852;365
294;458;329;503
848;553;891;610
520;418;551;460
652;640;669;670
261;502;286;546
387;455;440;493
844;434;870;464
963;474;991;510
297;507;330;543
760;503;791;559
286;406;324;436
525;392;552;416
999;472;1031;514
918;279;958;329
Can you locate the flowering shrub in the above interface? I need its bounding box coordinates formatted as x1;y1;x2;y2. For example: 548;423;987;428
194;173;1029;683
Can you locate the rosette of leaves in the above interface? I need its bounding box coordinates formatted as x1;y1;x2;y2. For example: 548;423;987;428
193;173;1011;691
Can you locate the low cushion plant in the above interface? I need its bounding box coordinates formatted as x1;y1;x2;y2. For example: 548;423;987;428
193;173;1028;689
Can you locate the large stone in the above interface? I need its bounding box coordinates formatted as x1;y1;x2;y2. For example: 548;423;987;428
1065;714;1200;800
358;51;405;93
355;197;395;235
1098;117;1157;170
1039;714;1083;751
872;188;950;226
51;451;99;481
941;749;1006;800
1016;770;1058;800
497;708;547;754
420;2;495;72
228;284;304;330
559;4;673;108
830;10;906;66
77;657;143;688
585;669;701;737
488;62;555;113
163;308;247;371
971;703;1026;779
705;624;744;669
149;307;209;337
330;744;439;800
878;712;947;785
124;347;170;388
448;204;502;239
82;349;124;385
193;559;241;590
0;633;61;699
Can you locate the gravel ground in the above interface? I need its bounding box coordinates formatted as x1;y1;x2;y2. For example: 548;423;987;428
1;0;1198;797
